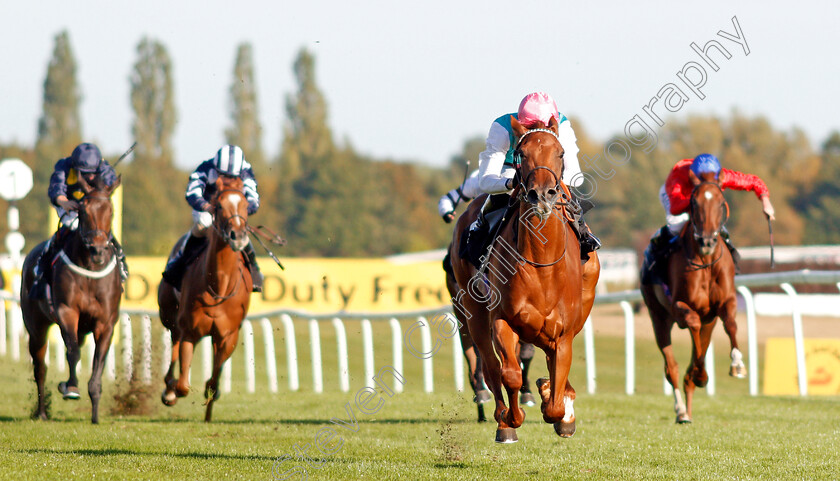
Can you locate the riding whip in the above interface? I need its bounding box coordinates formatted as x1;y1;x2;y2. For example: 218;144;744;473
767;216;775;269
247;225;286;270
113;142;138;168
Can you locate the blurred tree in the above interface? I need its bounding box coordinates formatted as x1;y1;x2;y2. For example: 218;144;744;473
226;43;265;171
24;30;82;242
793;131;840;243
123;37;185;255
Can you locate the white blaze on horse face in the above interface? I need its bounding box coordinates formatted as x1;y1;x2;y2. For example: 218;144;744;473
227;192;242;212
704;191;713;200
562;396;574;422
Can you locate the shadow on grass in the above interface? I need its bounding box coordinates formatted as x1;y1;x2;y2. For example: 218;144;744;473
19;447;276;462
115;417;481;425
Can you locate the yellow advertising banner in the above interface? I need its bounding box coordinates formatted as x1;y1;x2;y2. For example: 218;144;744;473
122;255;449;315
763;338;840;395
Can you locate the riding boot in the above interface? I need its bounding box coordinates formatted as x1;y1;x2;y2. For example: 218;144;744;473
31;228;68;300
579;219;601;260
162;234;205;289
720;227;741;273
111;235;129;283
643;226;675;285
243;241;263;293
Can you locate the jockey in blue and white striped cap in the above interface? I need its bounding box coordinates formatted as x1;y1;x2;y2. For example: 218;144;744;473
162;144;263;292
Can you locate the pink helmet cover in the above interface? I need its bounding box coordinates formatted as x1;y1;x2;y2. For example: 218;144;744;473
517;92;559;128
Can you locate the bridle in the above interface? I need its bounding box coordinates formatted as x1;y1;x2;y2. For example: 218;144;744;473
685;181;730;270
211;188;249;246
506;127;575;268
77;194;113;254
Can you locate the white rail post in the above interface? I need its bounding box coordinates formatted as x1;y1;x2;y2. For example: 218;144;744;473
361;318;374;388
418;316;433;393
737;286;759;396
161;330;171;375
389;318;404;393
85;333;95;373
280;314;299;391
780;283;808;396
10;299;21;361
451;313;464;392
55;328;66;373
619;301;635;395
260;318;278;393
222;358;231;393
0;299;6;356
309;319;323;393
121;313;133;383
584;315;596;394
141;315;152;384
331;318;350;393
105;338;115;381
706;340;715;396
201;336;212;382
242;320;255;393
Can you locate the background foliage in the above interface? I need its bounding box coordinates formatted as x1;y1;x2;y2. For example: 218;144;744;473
2;31;838;257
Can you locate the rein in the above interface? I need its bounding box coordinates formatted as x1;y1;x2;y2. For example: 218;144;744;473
57;250;117;279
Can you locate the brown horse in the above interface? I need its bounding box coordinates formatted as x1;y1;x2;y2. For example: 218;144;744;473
158;175;253;422
641;174;741;423
449;116;600;443
20;175;122;423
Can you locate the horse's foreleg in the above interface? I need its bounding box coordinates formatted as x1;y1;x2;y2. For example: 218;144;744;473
56;307;81;400
88;322;115;424
542;336;574;437
466;310;510;442
28;326;49;420
161;328;181;406
205;330;239;423
651;309;687;423
175;337;196;398
684;321;716;421
492;319;524;430
518;342;536;406
720;299;746;378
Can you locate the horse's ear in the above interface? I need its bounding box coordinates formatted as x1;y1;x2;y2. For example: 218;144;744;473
77;172;93;194
510;115;528;137
108;175;122;195
548;115;559;135
688;168;701;186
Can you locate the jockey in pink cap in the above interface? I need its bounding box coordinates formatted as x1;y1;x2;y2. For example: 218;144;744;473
438;92;600;262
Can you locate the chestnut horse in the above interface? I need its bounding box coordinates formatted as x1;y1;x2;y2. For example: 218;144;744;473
158;175;253;422
444;260;536;422
641;175;741;423
449;116;600;443
20;175;122;423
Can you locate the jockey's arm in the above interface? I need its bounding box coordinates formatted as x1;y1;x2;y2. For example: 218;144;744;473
720;168;774;219
557;121;583;188
241;167;260;215
185;167;211;212
478;122;515;194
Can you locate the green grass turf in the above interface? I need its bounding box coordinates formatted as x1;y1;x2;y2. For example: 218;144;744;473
1;316;838;480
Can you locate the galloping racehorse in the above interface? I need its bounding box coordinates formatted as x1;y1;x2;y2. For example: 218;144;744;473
641;175;740;423
20;175;122;423
159;175;253;422
449;116;600;443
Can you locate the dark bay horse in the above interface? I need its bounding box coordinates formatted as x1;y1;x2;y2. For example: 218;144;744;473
20;175;122;423
159;175;253;422
449;116;600;443
641;173;741;423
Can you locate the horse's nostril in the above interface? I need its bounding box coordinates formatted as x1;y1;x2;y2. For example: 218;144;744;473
527;190;539;203
547;188;557;197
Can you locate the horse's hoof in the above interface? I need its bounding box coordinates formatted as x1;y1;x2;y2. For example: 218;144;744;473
729;364;747;379
474;389;491;404
58;382;80;400
554;420;576;438
494;427;518;444
675;414;692;424
520;391;536;407
161;390;177;407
